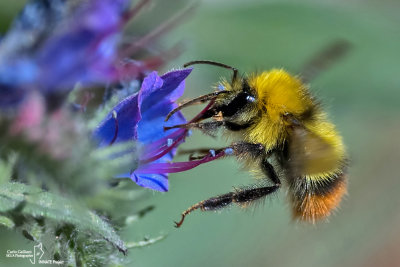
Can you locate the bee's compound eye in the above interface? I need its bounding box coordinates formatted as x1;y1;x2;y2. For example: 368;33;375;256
246;95;256;102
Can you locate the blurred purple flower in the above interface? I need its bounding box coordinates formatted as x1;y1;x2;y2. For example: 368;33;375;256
93;69;192;192
35;0;130;91
0;0;133;107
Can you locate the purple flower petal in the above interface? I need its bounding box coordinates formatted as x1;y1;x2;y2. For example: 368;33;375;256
137;69;190;143
94;69;192;192
139;69;192;112
160;69;192;102
131;173;169;192
137;71;164;109
93;94;141;147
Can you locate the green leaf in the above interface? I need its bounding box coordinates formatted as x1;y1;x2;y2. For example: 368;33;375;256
0;182;127;253
0;215;15;228
126;234;167;249
0;152;18;184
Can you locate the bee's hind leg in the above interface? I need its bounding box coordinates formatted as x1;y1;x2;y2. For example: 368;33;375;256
174;142;282;228
174;183;281;228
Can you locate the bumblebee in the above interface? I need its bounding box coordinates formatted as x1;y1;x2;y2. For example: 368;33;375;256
166;43;349;227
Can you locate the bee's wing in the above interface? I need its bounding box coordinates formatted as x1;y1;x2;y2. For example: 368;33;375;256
288;126;339;177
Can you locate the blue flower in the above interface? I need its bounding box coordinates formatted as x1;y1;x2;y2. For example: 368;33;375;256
93;69;192;192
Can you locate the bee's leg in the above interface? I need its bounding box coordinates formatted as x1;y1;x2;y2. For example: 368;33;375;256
177;141;266;162
164;121;224;138
164;121;223;131
228;142;281;186
174;183;280;228
261;158;281;185
179;141;268;162
164;121;253;140
179;147;223;161
224;121;252;131
174;142;281;228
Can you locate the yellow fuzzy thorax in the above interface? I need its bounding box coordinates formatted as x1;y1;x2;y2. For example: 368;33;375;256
249;69;313;121
245;69;346;181
243;69;313;150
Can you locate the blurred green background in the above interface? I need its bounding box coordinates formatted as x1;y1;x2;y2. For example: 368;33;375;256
1;0;400;266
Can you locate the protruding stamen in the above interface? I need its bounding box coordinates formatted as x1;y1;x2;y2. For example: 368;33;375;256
140;129;187;164
163;124;187;131
122;0;151;24
122;3;197;57
109;110;119;146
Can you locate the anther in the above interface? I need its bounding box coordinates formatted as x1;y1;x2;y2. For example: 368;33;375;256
224;148;234;155
167;138;173;147
209;149;216;157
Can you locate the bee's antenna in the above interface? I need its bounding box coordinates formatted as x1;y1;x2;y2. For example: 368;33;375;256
165;91;229;122
184;60;239;84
